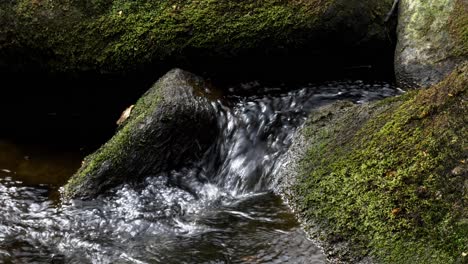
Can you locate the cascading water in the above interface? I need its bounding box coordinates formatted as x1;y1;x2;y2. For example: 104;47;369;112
0;80;402;263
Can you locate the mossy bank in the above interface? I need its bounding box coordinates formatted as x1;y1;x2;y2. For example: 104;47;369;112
279;63;467;263
0;0;394;80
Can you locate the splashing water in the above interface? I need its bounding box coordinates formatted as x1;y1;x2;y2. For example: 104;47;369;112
0;80;402;263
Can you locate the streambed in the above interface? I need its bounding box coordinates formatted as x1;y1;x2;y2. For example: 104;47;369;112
0;80;402;263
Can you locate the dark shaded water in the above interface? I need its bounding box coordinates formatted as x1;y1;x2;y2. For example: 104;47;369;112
0;80;402;263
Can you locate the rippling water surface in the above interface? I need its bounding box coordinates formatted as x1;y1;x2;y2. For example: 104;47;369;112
0;81;402;263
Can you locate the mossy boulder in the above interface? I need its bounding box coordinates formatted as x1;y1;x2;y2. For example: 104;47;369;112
0;0;394;78
64;69;218;199
395;0;468;88
279;63;467;263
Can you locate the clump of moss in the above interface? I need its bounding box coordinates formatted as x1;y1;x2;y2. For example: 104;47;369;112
293;63;467;263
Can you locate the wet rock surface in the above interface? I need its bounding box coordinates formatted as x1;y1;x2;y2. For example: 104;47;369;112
64;69;218;199
395;0;467;88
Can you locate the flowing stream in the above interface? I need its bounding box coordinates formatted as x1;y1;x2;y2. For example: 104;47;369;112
0;80;402;263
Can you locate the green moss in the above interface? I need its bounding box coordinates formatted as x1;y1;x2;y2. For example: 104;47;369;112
5;0;320;71
3;0;391;73
63;77;163;197
449;0;468;57
294;63;467;263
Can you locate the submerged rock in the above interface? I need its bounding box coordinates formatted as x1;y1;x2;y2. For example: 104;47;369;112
0;0;394;78
395;0;467;88
64;69;218;199
279;63;467;263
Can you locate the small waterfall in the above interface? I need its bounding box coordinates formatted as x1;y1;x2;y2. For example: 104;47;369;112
206;81;402;194
0;80;402;263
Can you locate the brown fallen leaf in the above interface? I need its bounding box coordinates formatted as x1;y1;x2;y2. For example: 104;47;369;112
116;105;134;125
391;208;401;216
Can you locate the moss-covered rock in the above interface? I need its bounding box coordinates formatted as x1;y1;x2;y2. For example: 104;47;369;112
64;68;218;199
0;0;393;78
279;63;467;263
395;0;468;88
